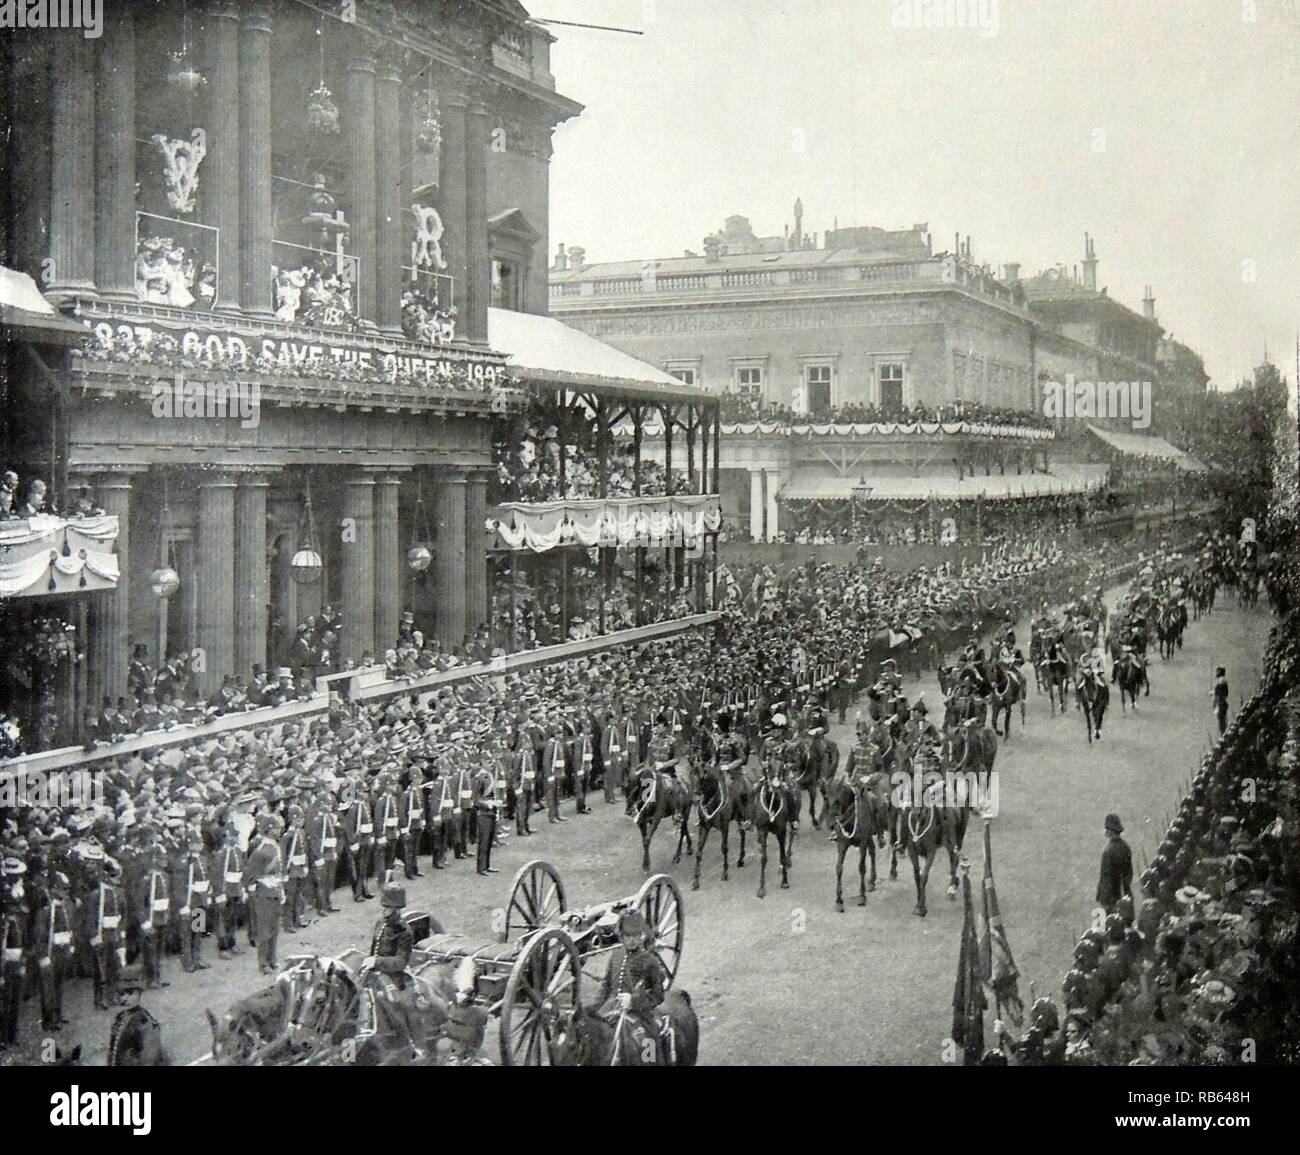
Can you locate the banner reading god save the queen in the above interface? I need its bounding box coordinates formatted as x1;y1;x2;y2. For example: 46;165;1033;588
490;495;722;553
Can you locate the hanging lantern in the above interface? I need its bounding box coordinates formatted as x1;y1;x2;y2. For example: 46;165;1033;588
407;545;433;573
150;566;181;598
291;548;323;585
166;49;207;92
305;83;340;135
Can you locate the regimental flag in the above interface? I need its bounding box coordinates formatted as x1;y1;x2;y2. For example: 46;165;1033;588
978;820;1024;1027
951;863;985;1065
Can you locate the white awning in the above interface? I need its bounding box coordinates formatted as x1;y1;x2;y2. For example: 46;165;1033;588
0;265;87;342
780;464;1109;502
487;307;703;399
1087;424;1207;472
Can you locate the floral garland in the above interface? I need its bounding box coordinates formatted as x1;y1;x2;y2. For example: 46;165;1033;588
21;616;78;671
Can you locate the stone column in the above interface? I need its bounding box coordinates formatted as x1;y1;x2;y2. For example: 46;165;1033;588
88;474;134;707
374;473;402;653
433;475;467;649
465;472;489;633
239;0;274;317
47;31;97;299
749;470;764;542
234;473;270;678
373;54;404;336
438;88;469;324
94;6;135;300
341;473;376;662
206;0;242;312
464;100;491;343
346;40;378;326
196;474;238;694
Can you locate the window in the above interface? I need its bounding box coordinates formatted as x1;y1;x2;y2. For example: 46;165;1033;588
491;258;523;312
806;364;833;414
879;363;904;412
736;366;763;399
668;367;696;386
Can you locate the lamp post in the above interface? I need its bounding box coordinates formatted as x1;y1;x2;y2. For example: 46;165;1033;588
852;477;873;541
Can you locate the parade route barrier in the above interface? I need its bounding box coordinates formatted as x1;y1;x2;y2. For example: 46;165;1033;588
347;611;724;704
2;693;324;775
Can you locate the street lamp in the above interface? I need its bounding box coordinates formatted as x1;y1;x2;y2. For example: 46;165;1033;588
851;476;873;540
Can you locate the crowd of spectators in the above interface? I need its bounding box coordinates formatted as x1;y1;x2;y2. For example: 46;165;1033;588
716;394;1054;430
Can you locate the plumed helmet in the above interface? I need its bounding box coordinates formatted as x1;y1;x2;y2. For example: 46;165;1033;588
381;883;406;909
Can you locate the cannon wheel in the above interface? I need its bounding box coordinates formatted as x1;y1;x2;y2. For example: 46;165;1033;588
636;873;684;986
499;927;581;1066
500;860;566;944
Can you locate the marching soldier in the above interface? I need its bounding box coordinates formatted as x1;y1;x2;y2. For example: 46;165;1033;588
242;813;286;975
512;735;535;837
307;797;341;915
374;774;402;875
214;823;246;958
450;756;473;861
474;764;499;876
342;783;376;902
602;707;629;804
280;807;310;933
173;829;212;972
77;845;124;1008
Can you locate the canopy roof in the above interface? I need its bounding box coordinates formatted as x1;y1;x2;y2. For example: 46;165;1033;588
780;463;1109;502
1087;424;1207;471
488;307;708;402
0;266;87;344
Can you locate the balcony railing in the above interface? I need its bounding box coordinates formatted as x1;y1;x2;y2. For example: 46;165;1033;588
270;238;360;330
135;212;220;310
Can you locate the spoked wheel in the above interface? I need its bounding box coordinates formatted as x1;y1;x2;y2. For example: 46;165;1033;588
499;927;581;1066
636;873;685;986
500;860;566;944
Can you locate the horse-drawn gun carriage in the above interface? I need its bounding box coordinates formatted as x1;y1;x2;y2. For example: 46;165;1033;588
201;861;685;1066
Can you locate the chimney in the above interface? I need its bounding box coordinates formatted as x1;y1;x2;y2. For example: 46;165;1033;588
703;235;721;263
1143;284;1156;320
1082;232;1098;291
568;245;585;272
954;232;961;256
1002;263;1020;285
553;242;568;272
793;198;804;250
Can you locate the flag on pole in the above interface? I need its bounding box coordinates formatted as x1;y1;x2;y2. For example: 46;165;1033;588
951;860;985;1064
979;820;1024;1026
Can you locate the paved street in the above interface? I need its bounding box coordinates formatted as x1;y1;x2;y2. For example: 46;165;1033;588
24;585;1261;1067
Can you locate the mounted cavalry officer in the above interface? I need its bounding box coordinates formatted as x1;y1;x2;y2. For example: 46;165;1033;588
597;909;670;1063
364;883;423;1058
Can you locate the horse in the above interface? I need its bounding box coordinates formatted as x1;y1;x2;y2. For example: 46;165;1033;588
551;990;699;1066
1075;671;1109;744
748;759;797;898
691;756;746;891
1113;649;1145;712
988;661;1025;738
895;752;967;918
1155;604;1184;660
1039;646;1072;714
796;728;839;827
947;718;998;800
629;763;694;872
108;1007;168;1066
822;774;887;911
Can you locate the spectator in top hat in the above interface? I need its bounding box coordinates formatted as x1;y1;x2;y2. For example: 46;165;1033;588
1096;813;1132;913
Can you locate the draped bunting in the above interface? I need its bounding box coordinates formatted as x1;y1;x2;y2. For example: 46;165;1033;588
0;515;120;597
619;420;1055;442
490;495;722;553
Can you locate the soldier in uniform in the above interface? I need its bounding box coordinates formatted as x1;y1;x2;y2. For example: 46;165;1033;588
0;856;29;1048
132;840;171;990
280;807;310;933
242;813;286;975
602;707;628;805
107;966;165;1066
1096;812;1132;914
77;843;124;1008
172;829;212;971
597;910;669;1063
542;723;568;824
474;764;499;876
364;883;423;1057
512;733;536;836
374;773;402;875
307;797;341;916
572;719;594;814
399;767;426;880
30;859;74;1031
213;823;246;958
342;782;376;902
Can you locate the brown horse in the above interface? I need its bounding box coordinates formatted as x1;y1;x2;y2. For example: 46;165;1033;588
895;754;967;918
1076;671;1108;744
1039;648;1071;714
947;718;998;799
822;774;887;911
550;990;699;1066
1113;650;1145;712
630;764;694;872
989;662;1025;738
748;760;797;898
796;729;839;827
691;757;745;890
